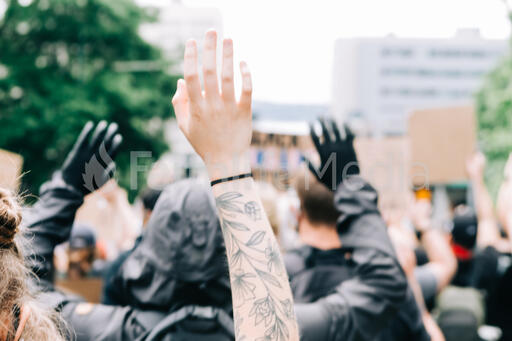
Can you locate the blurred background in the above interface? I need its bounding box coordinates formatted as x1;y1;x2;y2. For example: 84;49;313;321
0;0;511;207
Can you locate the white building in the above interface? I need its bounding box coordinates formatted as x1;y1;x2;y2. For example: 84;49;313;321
135;0;223;71
332;29;507;135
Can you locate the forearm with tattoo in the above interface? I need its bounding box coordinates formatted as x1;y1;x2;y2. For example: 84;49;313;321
213;179;299;341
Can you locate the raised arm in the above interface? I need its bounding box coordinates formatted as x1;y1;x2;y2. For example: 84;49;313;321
411;199;457;292
497;154;512;245
294;119;413;340
466;152;508;251
24;121;122;283
171;30;299;341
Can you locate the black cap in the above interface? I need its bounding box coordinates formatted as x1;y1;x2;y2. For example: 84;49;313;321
69;224;96;249
451;208;478;250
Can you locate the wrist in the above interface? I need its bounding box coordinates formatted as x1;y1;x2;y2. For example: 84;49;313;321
205;153;251;181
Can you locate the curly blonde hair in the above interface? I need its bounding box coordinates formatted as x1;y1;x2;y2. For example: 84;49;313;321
0;188;66;341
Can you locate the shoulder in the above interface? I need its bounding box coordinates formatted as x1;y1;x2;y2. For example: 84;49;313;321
284;245;313;278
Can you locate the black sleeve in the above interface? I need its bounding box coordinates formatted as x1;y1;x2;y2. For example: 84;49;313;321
37;289;161;341
295;179;408;341
22;173;84;283
22;175;162;341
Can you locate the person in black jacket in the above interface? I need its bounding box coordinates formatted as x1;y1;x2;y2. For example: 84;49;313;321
23;121;235;341
286;119;429;341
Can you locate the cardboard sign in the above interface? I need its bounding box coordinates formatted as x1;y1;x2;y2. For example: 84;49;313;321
0;149;23;191
354;137;411;211
409;106;476;185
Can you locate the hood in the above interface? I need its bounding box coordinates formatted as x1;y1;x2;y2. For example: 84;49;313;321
111;179;230;311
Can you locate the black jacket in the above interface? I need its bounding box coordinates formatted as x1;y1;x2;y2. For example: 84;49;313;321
24;175;418;341
23;176;234;341
290;179;429;341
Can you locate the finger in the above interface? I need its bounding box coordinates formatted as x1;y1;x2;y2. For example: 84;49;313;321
172;79;190;131
108;134;123;161
202;30;220;102
184;39;202;103
221;38;235;102
319;118;331;144
344;123;355;142
239;61;252;112
309;122;321;151
100;162;117;189
89;121;109;152
103;123;119;153
69;121;94;156
330;119;342;141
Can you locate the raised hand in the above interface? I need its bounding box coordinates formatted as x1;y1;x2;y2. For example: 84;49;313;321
61;121;123;195
172;30;252;180
466;151;486;180
307;118;359;191
172;31;299;341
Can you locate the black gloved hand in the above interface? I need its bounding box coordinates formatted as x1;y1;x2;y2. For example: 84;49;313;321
306;118;359;191
61;121;123;195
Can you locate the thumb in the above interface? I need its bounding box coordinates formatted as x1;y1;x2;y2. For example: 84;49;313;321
172;79;189;121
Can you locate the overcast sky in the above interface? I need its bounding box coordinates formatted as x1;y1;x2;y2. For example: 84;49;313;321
2;0;509;104
179;0;511;105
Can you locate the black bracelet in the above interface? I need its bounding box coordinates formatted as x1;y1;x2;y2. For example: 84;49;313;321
211;172;253;187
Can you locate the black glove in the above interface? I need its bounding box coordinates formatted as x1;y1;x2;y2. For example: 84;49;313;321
306;118;359;191
60;121;123;195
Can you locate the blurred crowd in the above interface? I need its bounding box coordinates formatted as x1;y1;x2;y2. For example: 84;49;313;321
1;31;512;341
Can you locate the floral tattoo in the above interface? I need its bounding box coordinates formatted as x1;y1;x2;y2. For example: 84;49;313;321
216;191;296;341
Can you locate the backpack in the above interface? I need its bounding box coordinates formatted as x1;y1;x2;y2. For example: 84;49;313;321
285;246;355;303
136;305;234;341
434;286;485;341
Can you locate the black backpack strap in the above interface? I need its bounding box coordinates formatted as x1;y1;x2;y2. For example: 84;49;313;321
215;308;235;337
142;305;234;340
134;310;167;332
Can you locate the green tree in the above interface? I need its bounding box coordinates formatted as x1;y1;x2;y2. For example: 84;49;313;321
0;0;177;199
475;42;512;199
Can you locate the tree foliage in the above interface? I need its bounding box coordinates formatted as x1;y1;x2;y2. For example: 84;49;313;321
0;0;177;198
475;40;512;199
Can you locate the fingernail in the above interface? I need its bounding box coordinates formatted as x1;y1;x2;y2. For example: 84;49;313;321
185;39;196;49
240;62;249;74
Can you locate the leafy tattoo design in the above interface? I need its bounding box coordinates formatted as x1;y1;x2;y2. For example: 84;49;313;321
232;269;256;307
250;296;275;326
216;191;296;340
280;299;294;320
257;316;290;341
244;201;262;220
235;313;247;341
216;192;244;215
265;241;284;275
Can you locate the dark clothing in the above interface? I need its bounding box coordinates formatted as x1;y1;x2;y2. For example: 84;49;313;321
23;175;234;341
107;180;231;311
486;258;512;341
452;246;512;341
290;179;428;341
452;246;500;289
286;246;429;341
24;174;416;341
102;236;142;305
